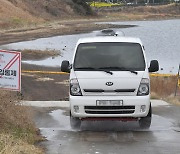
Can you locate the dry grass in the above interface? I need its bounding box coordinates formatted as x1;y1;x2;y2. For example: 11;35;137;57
100;3;180;20
0;0;93;30
150;76;177;97
0;1;179;30
0;90;43;153
101;12;162;21
0;0;42;29
150;76;180;105
21;49;61;60
0;134;43;154
122;3;180;15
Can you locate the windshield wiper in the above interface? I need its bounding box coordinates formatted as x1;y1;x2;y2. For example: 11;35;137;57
99;67;138;75
126;70;138;75
75;67;113;75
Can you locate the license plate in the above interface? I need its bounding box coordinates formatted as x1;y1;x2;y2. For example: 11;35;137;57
96;100;123;106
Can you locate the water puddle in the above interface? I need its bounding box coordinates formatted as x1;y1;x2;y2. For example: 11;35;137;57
40;109;175;134
23;56;63;67
38;108;180;154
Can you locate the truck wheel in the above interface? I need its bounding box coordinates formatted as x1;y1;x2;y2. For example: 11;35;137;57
70;113;81;129
139;104;152;129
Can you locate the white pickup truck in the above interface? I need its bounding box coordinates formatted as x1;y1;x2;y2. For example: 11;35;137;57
61;30;159;129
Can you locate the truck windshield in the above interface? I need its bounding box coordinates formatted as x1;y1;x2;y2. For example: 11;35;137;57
74;42;145;71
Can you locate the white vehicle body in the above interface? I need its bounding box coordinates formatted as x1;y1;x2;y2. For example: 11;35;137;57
71;37;149;117
61;32;159;129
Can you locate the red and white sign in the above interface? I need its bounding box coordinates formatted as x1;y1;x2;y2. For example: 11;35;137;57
0;50;21;91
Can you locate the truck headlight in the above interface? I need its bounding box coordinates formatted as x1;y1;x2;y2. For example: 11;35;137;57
70;79;82;96
137;78;149;96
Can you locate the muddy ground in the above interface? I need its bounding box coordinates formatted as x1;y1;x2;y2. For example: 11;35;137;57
21;63;69;101
0;20;136;45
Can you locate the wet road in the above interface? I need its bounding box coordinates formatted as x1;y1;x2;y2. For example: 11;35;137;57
28;100;180;154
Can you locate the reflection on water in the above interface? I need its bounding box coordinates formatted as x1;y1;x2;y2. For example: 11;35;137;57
1;19;180;74
40;109;173;133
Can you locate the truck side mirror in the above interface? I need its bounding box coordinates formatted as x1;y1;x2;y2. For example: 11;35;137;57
61;60;70;73
148;60;159;72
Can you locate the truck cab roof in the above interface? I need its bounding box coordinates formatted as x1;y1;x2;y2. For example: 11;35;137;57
77;36;143;45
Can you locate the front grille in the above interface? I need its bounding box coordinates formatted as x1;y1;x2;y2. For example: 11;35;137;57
85;106;135;110
84;89;135;93
84;106;135;114
85;110;135;114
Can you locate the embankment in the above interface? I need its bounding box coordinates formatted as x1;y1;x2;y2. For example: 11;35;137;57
0;0;93;29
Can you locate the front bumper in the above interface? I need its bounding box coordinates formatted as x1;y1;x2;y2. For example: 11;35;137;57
70;95;150;118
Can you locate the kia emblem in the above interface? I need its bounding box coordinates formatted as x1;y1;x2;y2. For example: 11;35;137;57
106;82;113;86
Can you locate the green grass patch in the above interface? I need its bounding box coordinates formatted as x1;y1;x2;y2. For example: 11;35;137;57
89;2;122;8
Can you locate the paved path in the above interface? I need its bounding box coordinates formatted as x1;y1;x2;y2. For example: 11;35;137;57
22;99;169;108
25;100;180;154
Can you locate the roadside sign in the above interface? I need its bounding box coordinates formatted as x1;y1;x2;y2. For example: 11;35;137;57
175;64;180;96
0;50;21;91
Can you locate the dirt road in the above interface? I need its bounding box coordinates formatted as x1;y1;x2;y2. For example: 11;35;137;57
21;64;69;101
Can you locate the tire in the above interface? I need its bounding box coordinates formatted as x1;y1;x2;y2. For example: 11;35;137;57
70;113;81;129
139;104;152;129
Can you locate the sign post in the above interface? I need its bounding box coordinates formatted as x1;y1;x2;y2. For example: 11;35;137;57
175;64;180;96
0;50;21;91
